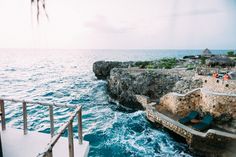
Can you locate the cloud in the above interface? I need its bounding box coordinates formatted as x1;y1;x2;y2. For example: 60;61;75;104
84;15;133;34
158;9;223;18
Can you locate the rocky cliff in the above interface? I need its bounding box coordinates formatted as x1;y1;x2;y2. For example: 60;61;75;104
93;61;203;109
93;61;134;79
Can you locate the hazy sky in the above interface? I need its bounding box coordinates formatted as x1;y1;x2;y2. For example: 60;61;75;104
0;0;235;49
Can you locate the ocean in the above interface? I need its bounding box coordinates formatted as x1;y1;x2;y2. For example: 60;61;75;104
0;49;229;157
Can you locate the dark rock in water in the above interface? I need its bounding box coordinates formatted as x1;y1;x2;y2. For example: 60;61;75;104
183;55;200;59
93;61;134;79
183;55;194;59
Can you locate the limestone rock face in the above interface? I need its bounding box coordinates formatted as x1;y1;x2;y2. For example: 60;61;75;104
172;79;203;94
93;61;133;79
92;61;204;110
107;68;198;109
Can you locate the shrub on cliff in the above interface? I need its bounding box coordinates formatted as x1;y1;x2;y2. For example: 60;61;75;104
200;56;207;65
186;64;195;70
133;58;177;69
227;51;235;57
157;58;177;69
134;61;152;68
146;64;156;69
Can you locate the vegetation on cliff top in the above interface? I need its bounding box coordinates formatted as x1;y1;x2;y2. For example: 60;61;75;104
227;51;236;57
134;58;177;69
157;58;177;69
200;56;207;65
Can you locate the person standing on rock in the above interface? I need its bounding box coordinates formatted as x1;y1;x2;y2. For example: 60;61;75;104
212;72;219;78
223;73;231;80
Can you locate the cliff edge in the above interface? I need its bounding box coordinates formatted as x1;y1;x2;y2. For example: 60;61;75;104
93;61;203;109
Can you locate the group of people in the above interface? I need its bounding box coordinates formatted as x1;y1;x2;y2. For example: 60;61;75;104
212;72;231;80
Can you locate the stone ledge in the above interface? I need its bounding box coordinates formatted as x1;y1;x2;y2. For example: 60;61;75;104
146;106;236;156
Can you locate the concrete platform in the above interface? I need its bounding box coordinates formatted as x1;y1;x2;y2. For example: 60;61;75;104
1;127;89;157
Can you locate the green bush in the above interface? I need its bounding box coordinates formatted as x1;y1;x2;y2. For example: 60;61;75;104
158;58;177;69
134;61;151;68
200;56;206;65
186;64;195;70
134;58;177;69
227;51;235;57
146;64;155;69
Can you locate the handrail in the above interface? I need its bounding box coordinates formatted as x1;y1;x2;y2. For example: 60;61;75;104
37;107;82;157
0;97;77;108
168;88;236;97
0;98;83;157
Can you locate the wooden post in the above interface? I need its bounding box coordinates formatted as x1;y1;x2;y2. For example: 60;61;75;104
68;121;74;157
23;101;28;135
78;108;83;144
49;105;54;137
0;100;6;130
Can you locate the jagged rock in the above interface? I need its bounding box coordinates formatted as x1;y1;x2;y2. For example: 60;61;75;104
172;79;203;94
183;55;201;59
93;61;134;79
107;68;198;109
92;61;204;110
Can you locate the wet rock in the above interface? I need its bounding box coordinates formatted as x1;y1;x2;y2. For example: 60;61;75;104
183;55;201;59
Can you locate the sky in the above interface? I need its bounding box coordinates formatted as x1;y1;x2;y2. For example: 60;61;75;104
0;0;235;49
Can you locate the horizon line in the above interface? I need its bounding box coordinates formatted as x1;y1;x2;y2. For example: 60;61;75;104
0;48;235;51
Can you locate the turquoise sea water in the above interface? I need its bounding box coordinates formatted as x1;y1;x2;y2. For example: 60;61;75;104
0;49;229;157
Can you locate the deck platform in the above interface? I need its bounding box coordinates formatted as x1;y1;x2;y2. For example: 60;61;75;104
1;127;89;157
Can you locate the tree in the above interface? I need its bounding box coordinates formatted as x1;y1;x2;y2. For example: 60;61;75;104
31;0;49;23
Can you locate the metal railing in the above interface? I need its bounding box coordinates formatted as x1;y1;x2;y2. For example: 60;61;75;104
0;98;83;157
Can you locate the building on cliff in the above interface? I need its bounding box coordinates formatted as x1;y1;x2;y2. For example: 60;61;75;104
202;48;212;57
206;55;236;67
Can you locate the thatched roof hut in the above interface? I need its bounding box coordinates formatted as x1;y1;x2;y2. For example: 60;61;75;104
202;48;212;56
206;55;236;67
